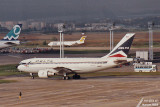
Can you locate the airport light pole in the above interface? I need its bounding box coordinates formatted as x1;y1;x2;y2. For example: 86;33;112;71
148;22;154;61
58;24;65;58
62;30;64;58
109;23;115;51
109;28;112;51
112;28;114;50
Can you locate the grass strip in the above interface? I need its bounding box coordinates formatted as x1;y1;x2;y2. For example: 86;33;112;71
0;80;17;84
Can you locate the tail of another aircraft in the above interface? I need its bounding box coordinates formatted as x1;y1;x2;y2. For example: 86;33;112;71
2;24;22;41
77;36;87;44
102;33;135;58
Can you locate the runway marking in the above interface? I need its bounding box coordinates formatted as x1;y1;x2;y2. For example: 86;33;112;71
7;55;22;58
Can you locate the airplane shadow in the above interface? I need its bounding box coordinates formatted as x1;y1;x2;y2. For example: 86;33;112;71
45;75;160;80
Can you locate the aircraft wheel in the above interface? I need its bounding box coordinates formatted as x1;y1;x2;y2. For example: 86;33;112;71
73;74;81;79
63;77;66;80
77;75;81;79
63;76;70;80
72;75;76;79
66;76;70;80
31;76;34;79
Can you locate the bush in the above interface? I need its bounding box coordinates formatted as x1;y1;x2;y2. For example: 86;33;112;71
43;40;47;45
52;37;58;41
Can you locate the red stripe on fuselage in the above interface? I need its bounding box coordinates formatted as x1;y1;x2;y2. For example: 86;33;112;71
109;54;126;57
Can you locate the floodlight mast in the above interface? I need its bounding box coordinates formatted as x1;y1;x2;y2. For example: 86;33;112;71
62;32;64;58
109;29;112;51
58;24;65;58
109;23;115;51
112;29;114;50
148;22;154;61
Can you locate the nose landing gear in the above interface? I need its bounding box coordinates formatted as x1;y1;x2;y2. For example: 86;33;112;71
63;73;70;80
63;76;70;80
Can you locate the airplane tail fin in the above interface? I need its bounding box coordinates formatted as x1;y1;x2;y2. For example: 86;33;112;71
78;36;87;43
102;33;135;58
2;24;22;41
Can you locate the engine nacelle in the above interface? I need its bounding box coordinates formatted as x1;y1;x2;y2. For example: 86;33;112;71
38;69;58;78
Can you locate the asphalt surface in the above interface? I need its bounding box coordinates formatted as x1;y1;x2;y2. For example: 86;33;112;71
0;76;160;107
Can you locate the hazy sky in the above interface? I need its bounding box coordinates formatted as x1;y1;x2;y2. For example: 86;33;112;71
0;0;160;21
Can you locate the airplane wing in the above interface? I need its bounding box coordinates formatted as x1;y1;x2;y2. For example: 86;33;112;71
114;60;127;65
113;56;128;65
4;40;20;45
54;67;74;75
114;58;133;65
4;42;16;45
38;67;75;78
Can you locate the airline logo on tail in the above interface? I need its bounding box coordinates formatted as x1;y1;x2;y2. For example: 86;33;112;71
3;24;22;41
109;51;127;57
79;36;87;42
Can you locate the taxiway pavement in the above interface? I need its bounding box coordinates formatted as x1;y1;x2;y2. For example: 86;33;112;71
0;76;160;107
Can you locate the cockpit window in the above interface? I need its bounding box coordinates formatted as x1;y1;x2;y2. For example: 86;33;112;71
20;63;27;65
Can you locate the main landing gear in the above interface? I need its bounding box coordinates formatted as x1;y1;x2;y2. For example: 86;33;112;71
62;73;81;80
72;74;81;79
30;73;34;79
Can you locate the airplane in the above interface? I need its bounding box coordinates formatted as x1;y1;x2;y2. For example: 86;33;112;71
17;33;135;80
48;36;87;47
0;24;22;49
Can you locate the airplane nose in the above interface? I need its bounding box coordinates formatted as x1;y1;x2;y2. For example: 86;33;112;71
17;65;20;70
17;65;23;71
48;43;51;46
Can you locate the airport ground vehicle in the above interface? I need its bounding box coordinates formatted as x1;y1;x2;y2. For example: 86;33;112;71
134;64;157;72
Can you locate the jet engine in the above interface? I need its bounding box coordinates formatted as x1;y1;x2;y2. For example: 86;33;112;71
38;69;58;78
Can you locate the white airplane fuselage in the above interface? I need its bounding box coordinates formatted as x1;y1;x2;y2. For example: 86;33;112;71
48;36;86;47
48;41;83;47
18;57;120;74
